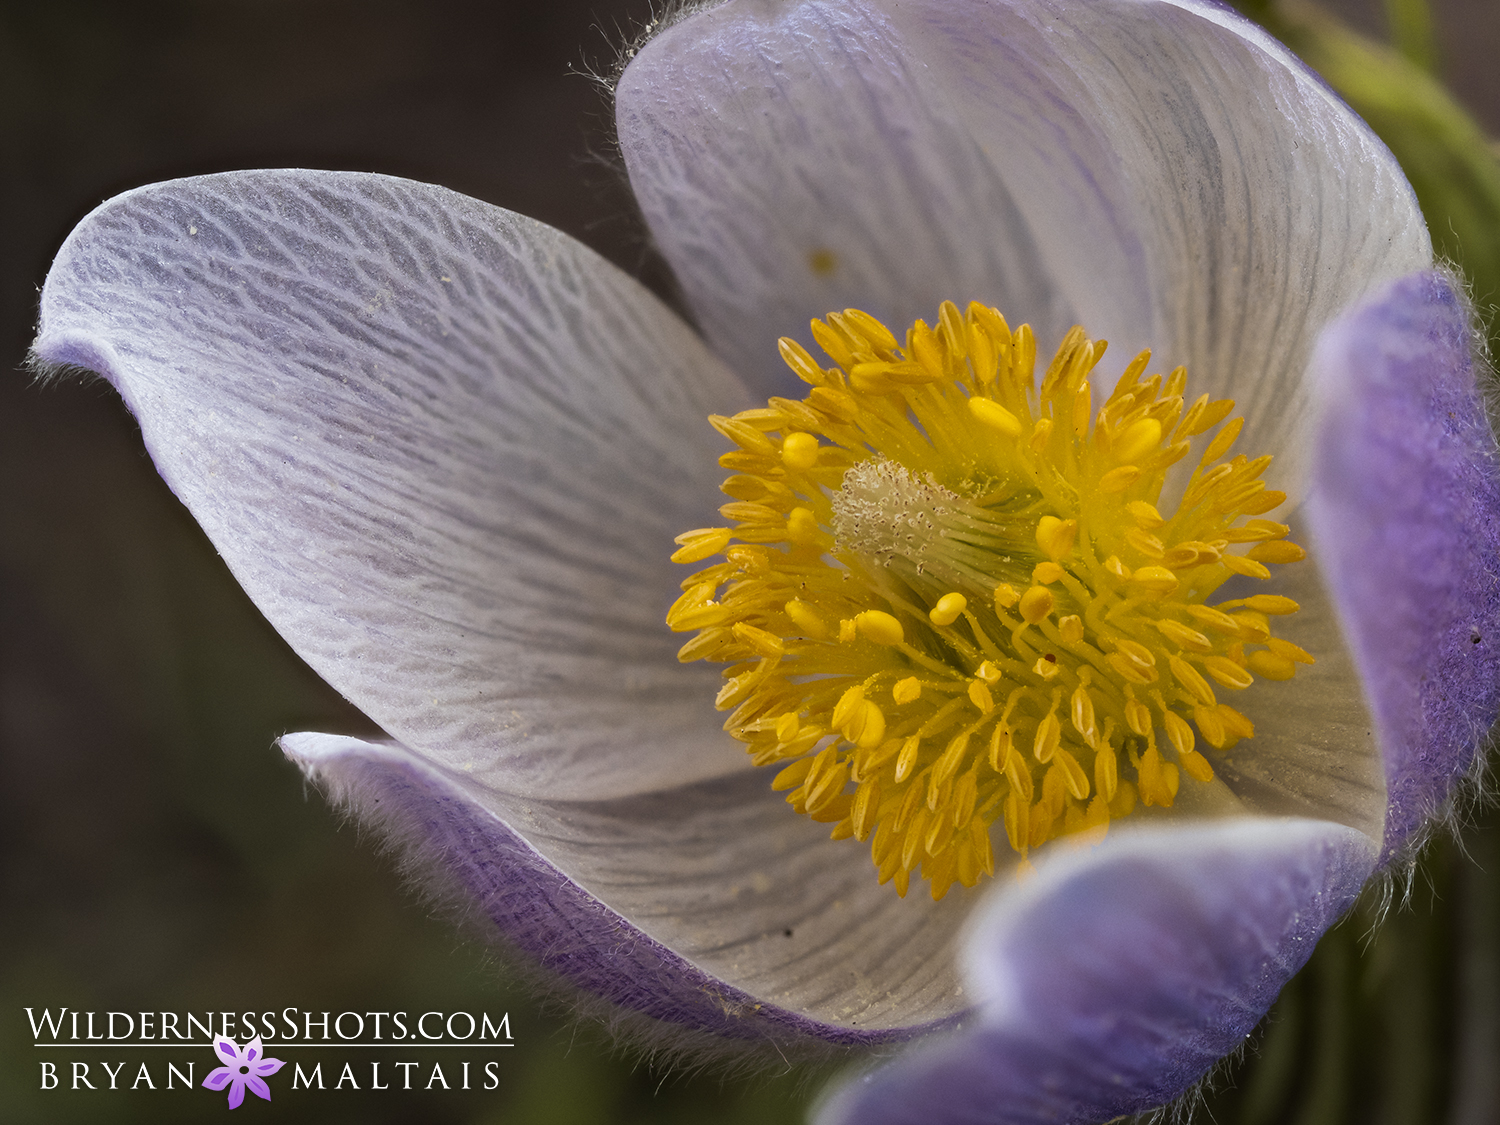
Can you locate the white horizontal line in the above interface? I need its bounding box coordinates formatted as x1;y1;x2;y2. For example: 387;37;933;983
34;1043;514;1049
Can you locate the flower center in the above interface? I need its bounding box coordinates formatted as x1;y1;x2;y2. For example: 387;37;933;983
668;302;1310;900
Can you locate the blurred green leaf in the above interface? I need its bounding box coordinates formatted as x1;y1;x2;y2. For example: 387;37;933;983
1242;0;1500;352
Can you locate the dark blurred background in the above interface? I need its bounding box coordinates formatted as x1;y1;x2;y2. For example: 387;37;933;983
2;1;1498;1123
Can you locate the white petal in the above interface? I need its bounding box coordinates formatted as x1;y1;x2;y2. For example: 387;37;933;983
287;732;972;1031
619;0;1429;485
35;170;753;800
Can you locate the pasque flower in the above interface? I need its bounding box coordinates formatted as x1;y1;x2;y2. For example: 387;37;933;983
30;0;1500;1121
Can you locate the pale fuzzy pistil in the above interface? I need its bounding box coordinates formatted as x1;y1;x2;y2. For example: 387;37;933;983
669;302;1311;899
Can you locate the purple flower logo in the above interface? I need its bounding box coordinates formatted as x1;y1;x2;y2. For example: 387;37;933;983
202;1035;285;1109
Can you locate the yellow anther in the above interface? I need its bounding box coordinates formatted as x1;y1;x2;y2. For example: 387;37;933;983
933;731;971;790
994;583;1020;611
1019;585;1054;624
894;735;922;783
1202;656;1254;690
1137;745;1180;807
975;660;1002;684
1232;612;1271;644
968;680;996;713
1161;540;1221;570
1184;604;1241;634
1156;619;1213;653
1240;594;1300;615
806;757;851;814
777;337;827;385
855;610;905;646
1070;683;1098;747
772;757;814;792
893;676;923;705
785;599;830;640
811;317;857;370
1107;654;1156;684
1178;395;1235;437
1163;711;1195;757
1104;555;1133;581
1033;561;1066;585
774;713;801;743
1030;417;1054;453
1054;748;1091;800
1125;529;1167;558
1247;540;1307;564
1194;705;1227;748
853;736;900;780
846;700;887;748
1220;554;1271;579
1198;416;1244;466
832;685;865;730
1099;465;1142;492
677;627;730;663
929;592;968;626
1033;654;1061;680
671;527;733;564
1094;745;1119;801
851;778;881;841
1248;651;1297;680
1114;417;1163;462
843;306;901;353
1169;655;1217;706
1179;748;1215;783
733;622;785;658
987;723;1010;771
1217;705;1256;741
1124;693;1152;737
710;413;776;453
1058;615;1085;643
1035;515;1078;561
1072;380;1092;438
1001;743;1032;801
838;618;858;643
781;431;820;470
1127;500;1165;529
952;770;979;829
1267;637;1314;664
1224;519;1291;542
1113;638;1157;674
1033;712;1061;763
787;506;822;544
969;396;1024;437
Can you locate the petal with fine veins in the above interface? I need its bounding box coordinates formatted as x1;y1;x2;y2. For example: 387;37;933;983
618;0;1429;482
816;819;1378;1125
1307;270;1500;860
285;732;968;1036
34;170;752;801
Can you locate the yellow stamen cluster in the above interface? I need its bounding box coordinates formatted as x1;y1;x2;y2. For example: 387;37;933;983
668;302;1311;900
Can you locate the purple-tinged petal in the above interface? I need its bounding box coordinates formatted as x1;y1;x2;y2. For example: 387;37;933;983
243;1075;272;1102
619;0;1428;478
211;1035;239;1066
227;1079;246;1110
33;170;754;802
1307;270;1500;861
202;1066;235;1091
252;1057;285;1077
817;819;1378;1125
284;731;970;1041
242;1036;262;1063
